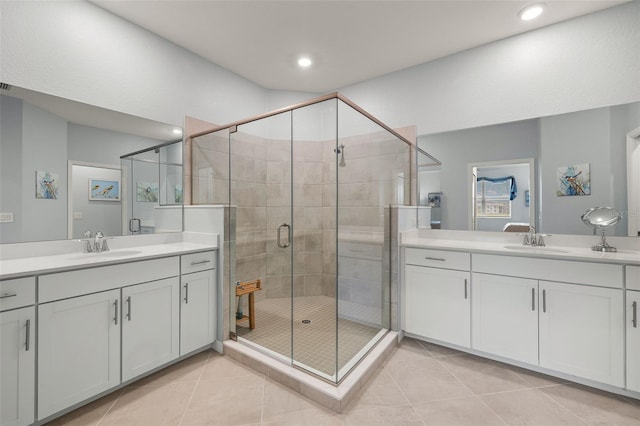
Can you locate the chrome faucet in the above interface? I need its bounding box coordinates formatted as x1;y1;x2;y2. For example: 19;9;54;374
522;226;549;247
523;226;536;246
94;231;105;252
77;230;95;253
76;230;110;253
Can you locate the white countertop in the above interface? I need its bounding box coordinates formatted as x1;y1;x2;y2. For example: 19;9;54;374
402;230;640;266
0;235;218;280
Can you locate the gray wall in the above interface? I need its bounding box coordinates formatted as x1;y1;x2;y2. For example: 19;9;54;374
68;123;160;165
0;95;169;243
418;120;539;231
1;97;68;243
540;103;638;236
418;102;639;236
0;95;23;243
71;164;121;239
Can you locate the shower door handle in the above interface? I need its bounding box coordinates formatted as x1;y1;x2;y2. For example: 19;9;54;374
277;223;291;248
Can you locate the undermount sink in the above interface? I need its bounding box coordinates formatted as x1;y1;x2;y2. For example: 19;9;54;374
503;245;569;254
69;250;143;260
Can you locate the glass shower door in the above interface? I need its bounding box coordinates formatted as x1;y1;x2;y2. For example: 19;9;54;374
290;99;339;380
230;112;294;363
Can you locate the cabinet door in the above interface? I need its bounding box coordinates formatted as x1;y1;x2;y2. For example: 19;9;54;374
405;265;470;347
539;281;624;387
472;273;539;365
1;307;35;426
627;290;640;392
38;290;120;420
122;277;179;382
180;270;216;356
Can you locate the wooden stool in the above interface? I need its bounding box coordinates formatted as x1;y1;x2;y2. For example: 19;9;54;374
235;279;261;330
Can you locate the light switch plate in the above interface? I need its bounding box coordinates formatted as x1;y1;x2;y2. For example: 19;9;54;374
0;212;14;223
73;212;84;219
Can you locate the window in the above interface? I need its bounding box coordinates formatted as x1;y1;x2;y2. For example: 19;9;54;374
476;177;513;218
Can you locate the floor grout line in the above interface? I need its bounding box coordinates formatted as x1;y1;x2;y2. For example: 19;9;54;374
534;386;590;425
381;356;427;426
94;387;126;426
176;351;211;426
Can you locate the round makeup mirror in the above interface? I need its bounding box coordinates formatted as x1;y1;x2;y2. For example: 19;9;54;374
581;207;622;252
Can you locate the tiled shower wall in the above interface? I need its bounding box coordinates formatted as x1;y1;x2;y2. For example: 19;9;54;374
191;126;411;333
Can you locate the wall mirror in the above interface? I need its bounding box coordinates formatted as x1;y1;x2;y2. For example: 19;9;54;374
0;85;184;244
417;101;639;237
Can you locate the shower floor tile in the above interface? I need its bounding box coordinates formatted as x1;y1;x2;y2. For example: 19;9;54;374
236;296;382;377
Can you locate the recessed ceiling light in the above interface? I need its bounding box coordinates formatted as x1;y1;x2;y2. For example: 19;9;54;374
172;128;182;135
297;57;312;68
519;3;545;21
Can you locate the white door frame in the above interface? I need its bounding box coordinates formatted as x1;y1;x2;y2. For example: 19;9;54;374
468;158;535;231
627;126;640;237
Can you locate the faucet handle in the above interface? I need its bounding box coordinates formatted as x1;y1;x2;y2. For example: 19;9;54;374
83;230;92;238
536;234;552;247
75;238;94;253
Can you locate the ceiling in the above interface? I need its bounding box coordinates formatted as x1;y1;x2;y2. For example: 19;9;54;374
92;0;629;93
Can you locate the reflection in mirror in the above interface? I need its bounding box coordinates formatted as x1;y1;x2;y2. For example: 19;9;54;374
68;161;122;239
120;141;183;236
469;159;534;233
0;85;184;244
417;101;640;236
416;147;442;229
582;206;622;252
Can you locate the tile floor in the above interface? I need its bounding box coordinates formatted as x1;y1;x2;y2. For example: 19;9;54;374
236;296;381;377
47;337;640;426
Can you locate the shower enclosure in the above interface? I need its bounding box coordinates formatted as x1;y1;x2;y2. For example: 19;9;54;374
191;93;412;383
120;140;184;235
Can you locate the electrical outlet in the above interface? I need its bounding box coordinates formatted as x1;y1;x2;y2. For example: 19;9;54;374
0;212;14;223
74;212;84;219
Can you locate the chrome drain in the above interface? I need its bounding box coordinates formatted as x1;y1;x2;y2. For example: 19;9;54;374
301;319;311;324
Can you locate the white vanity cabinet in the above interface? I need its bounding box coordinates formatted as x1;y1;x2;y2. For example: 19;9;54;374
38;289;121;420
471;273;539;365
538;280;624;387
37;256;180;420
180;251;217;355
626;264;640;392
472;254;624;387
627;291;640;392
1;276;36;426
404;248;471;347
121;277;180;382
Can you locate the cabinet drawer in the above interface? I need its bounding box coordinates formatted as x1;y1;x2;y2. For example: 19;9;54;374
0;276;36;311
181;251;216;274
405;247;470;271
628;266;640;291
473;254;622;288
39;257;179;303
